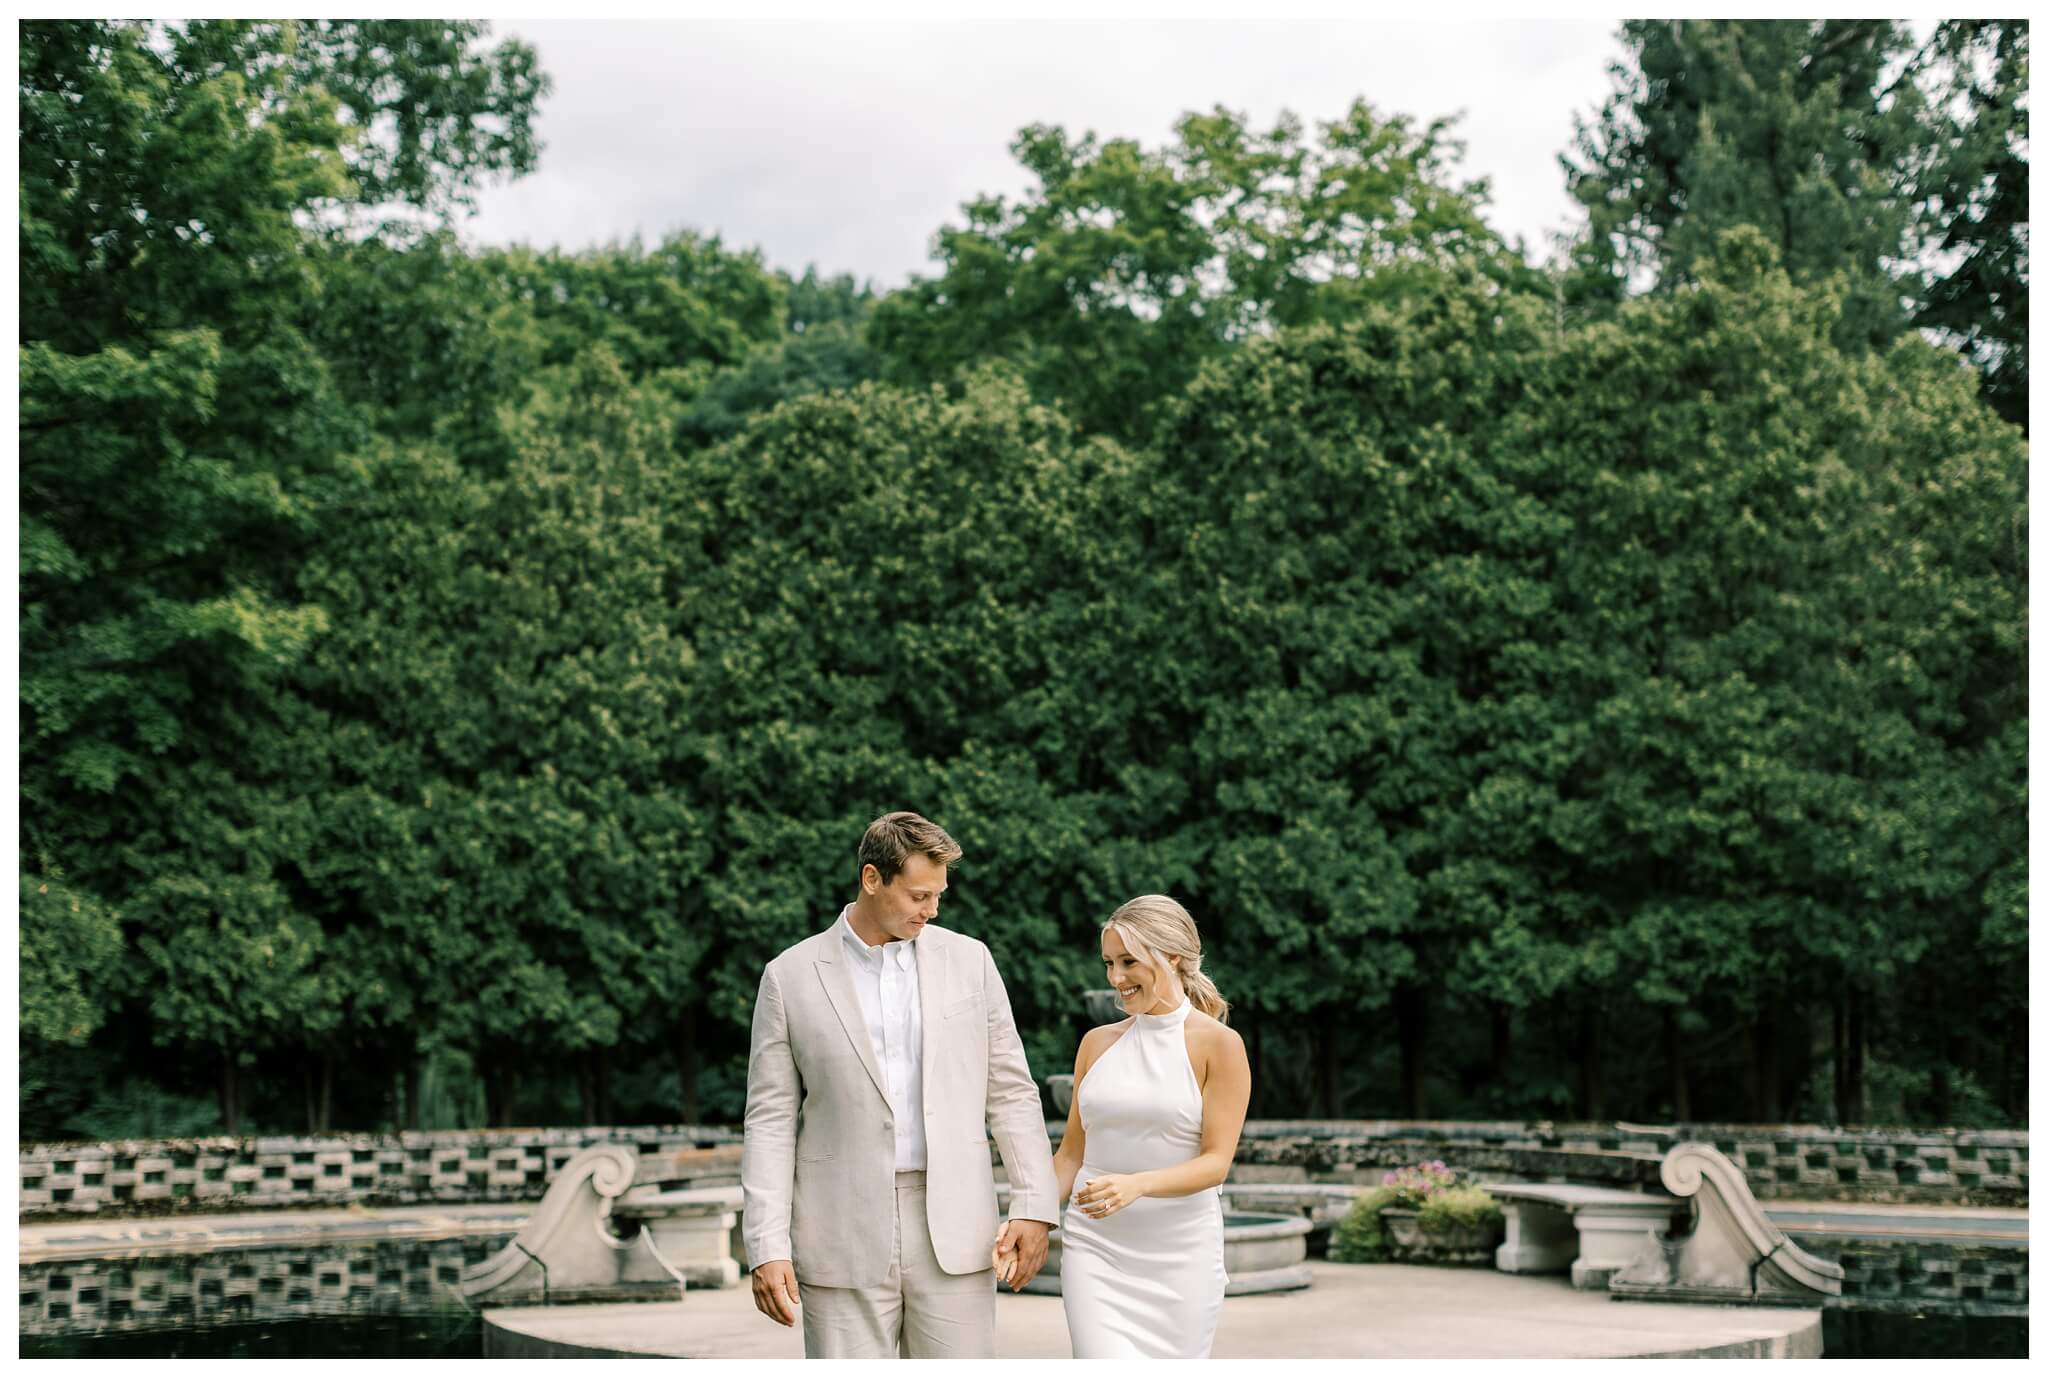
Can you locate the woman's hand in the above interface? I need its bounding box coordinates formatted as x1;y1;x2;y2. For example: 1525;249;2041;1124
1073;1172;1149;1221
990;1228;1019;1286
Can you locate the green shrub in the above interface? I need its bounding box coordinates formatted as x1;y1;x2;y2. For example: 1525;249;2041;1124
1416;1185;1504;1235
1329;1185;1398;1262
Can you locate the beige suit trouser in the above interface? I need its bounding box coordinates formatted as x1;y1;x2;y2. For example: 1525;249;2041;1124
799;1170;996;1358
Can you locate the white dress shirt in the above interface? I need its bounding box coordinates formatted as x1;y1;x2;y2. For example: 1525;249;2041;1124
836;905;927;1171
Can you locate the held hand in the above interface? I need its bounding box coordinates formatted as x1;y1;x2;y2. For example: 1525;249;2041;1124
994;1218;1050;1292
750;1259;801;1327
990;1228;1019;1287
1074;1172;1147;1221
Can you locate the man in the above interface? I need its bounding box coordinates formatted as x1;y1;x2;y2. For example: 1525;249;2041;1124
742;811;1059;1358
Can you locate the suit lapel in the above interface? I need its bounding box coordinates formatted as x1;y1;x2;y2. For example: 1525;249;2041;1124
814;944;889;1104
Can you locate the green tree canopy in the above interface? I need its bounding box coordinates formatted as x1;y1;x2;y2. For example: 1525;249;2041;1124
1563;18;2029;427
19;19;546;1126
872;100;1538;444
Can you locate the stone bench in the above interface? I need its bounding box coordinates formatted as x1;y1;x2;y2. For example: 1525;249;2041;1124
613;1185;743;1290
1488;1183;1687;1289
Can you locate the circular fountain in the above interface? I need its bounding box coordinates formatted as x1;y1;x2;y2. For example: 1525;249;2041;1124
993;1191;1314;1296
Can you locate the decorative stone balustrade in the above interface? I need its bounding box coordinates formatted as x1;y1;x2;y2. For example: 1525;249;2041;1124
19;1119;2024;1219
18;1125;739;1218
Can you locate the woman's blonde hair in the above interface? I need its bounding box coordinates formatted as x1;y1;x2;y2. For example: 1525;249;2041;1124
1104;894;1229;1024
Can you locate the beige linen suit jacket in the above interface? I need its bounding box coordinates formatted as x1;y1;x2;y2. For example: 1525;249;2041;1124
741;920;1059;1289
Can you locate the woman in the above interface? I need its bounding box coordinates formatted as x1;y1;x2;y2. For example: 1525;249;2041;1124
1000;895;1250;1357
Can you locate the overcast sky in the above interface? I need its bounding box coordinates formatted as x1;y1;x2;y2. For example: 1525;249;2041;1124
461;18;1634;286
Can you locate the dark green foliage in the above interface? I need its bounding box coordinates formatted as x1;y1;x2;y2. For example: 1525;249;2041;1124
18;19;548;1134
1909;22;2029;428
1417;1186;1504;1235
479;233;786;383
1564;18;2029;428
287;349;715;1120
1330;1186;1398;1262
18;24;2026;1139
1563;20;1925;346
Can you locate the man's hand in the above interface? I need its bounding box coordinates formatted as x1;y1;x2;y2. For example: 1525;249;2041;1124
991;1228;1019;1286
994;1218;1051;1292
751;1259;801;1327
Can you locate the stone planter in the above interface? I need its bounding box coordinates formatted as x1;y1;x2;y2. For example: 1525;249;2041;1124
1380;1206;1505;1267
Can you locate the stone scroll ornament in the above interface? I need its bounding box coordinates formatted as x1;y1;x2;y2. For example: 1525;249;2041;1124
1610;1142;1844;1305
460;1143;640;1303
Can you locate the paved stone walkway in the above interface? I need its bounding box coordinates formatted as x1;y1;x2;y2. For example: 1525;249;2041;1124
484;1262;1822;1359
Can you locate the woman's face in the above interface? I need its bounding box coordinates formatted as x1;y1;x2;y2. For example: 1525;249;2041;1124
1101;924;1180;1016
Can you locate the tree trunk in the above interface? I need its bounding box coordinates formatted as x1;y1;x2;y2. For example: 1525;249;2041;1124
1850;989;1868;1123
1834;990;1867;1126
1843;995;1859;1122
317;1052;334;1134
1742;1011;1762;1120
1488;1003;1512;1084
1663;1007;1691;1122
1314;1020;1343;1119
2003;1015;2026;1122
595;1048;612;1126
1785;998;1814;1121
1395;985;1428;1119
402;1056;422;1132
576;1056;597;1125
1576;1003;1604;1121
220;1053;241;1137
483;1055;512;1128
1928;974;1953;1126
303;1062;319;1135
1748;1004;1782;1122
676;1010;701;1124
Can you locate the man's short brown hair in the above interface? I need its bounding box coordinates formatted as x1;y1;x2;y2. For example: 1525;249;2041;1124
858;811;962;886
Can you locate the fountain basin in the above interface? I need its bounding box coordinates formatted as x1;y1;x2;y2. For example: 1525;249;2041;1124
1012;1211;1313;1296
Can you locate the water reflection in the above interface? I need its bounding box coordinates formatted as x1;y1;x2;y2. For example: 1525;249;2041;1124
1823;1310;2027;1359
20;1312;483;1359
19;1233;2027;1359
19;1233;510;1343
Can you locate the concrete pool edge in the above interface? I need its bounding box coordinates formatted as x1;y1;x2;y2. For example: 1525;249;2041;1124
480;1262;1827;1359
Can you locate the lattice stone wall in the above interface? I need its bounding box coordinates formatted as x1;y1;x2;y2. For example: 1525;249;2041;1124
1216;1122;2027;1206
18;1234;511;1338
19;1124;740;1218
21;1119;2024;1217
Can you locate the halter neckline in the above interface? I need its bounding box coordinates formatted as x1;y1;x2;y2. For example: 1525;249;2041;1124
1133;996;1192;1027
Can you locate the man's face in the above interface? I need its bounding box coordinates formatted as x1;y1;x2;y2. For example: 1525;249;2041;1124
866;852;948;941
